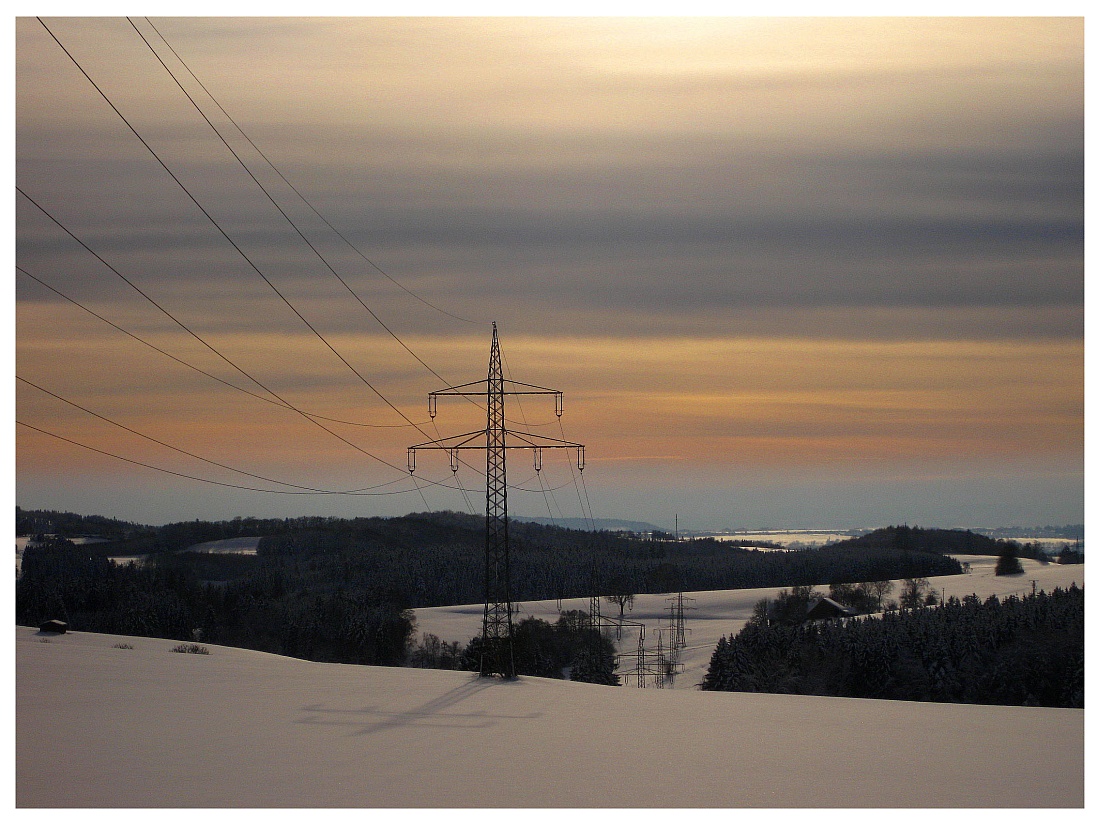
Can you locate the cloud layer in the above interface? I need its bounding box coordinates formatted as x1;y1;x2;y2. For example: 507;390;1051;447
15;16;1083;528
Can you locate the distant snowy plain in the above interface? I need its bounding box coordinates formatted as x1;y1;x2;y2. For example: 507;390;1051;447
16;554;1084;807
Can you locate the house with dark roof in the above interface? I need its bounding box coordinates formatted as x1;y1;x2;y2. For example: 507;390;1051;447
806;597;857;621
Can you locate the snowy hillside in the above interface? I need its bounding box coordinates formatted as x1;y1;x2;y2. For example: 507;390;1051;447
17;553;1084;808
16;624;1083;807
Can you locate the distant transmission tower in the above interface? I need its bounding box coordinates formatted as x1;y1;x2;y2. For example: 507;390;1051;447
654;630;666;689
666;591;695;652
408;322;584;677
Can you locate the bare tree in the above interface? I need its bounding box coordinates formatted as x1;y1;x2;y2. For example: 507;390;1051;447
750;597;771;626
602;572;636;618
860;580;895;611
604;591;635;618
900;577;931;609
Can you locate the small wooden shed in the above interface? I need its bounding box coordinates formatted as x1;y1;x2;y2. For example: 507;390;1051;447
39;619;69;634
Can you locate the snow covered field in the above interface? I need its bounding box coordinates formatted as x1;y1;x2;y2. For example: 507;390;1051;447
415;554;1084;691
16;555;1084;808
702;530;857;546
16;622;1084;808
182;536;261;555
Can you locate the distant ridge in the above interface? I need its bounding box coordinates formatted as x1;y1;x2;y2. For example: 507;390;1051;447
828;525;1014;556
512;516;662;533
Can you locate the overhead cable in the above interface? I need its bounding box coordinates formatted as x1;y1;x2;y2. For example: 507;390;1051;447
127;16;464;389
142;15;485;327
16;265;427;430
36;16;431;440
17;420;424;497
17;375;406;495
17;186;419;480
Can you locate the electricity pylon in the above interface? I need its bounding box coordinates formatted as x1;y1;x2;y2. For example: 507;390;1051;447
666;591;695;651
408;322;584;677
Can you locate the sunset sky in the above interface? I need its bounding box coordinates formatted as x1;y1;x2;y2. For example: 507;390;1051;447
13;13;1084;531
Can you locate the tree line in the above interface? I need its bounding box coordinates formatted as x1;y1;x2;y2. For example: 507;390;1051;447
16;534;618;681
20;508;970;611
414;611;620;684
251;514;966;606
702;585;1084;708
19;509;1010;677
17;535;415;666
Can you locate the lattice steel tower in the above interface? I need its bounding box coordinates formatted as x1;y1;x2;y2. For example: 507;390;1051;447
483;325;510;676
408;323;584;677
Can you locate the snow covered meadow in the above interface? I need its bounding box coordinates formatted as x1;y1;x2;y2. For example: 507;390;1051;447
16;554;1083;808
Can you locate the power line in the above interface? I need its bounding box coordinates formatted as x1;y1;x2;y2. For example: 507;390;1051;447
534;469;559;526
18;410;578;501
17;420;420;497
133;13;494;498
141;15;485;328
17;272;575;503
501;347;559;526
16;187;415;478
560;415;597;532
16;375;400;495
16;265;426;430
25;18;593;516
408;470;433;514
500;346;594;530
35;16;431;441
126;16;463;390
14;277;567;500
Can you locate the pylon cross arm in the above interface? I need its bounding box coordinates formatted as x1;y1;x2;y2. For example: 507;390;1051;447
430;379;562;396
409;431;582;451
